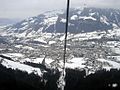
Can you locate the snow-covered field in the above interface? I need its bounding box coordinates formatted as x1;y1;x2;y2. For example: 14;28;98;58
0;57;42;76
2;53;24;58
1;52;120;77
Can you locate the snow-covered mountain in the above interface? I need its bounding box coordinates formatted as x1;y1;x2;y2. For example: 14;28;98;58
1;7;120;76
2;7;120;36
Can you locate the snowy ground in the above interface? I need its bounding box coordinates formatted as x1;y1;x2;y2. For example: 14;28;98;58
0;57;42;76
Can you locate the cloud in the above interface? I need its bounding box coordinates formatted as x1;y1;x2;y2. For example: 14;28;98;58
0;0;119;19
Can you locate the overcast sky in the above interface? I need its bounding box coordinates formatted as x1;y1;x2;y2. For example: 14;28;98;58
0;0;120;19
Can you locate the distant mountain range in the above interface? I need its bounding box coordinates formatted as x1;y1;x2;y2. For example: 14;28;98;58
3;7;120;36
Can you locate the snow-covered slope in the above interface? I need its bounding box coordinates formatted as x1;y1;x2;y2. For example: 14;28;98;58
0;56;42;76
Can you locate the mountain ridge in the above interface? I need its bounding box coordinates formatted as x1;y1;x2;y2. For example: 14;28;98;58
2;7;120;37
